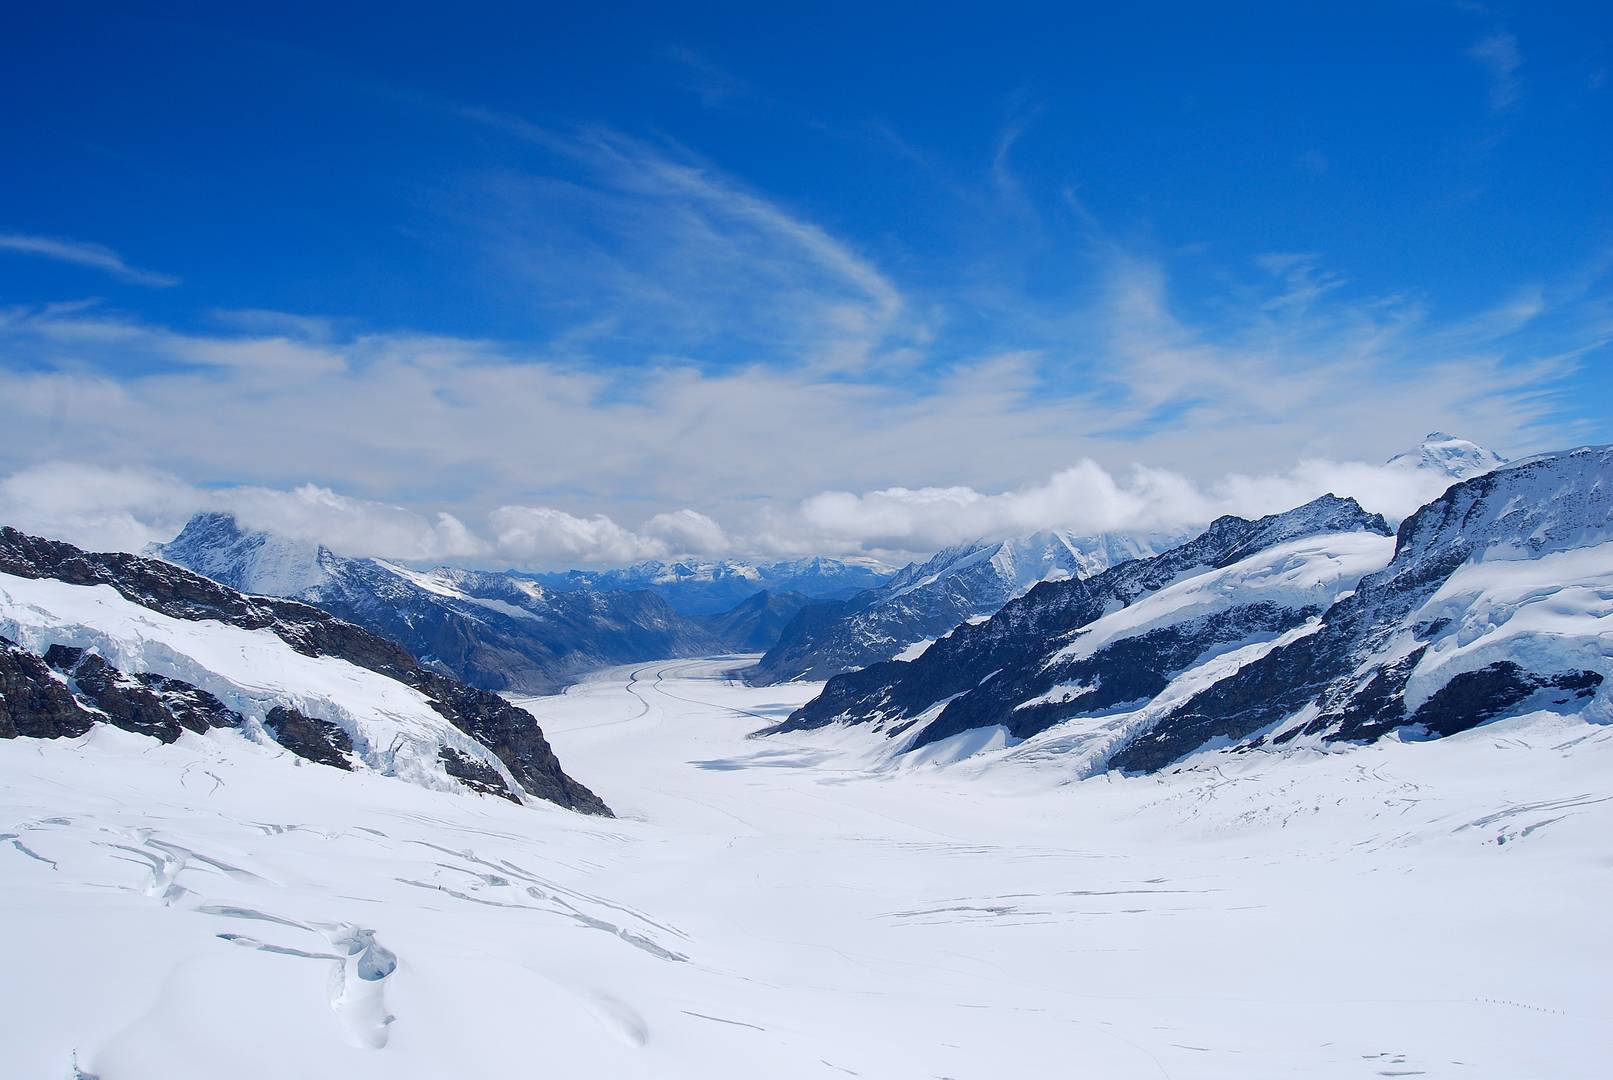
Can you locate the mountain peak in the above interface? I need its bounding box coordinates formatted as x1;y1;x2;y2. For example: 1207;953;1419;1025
1386;433;1506;480
157;513;331;597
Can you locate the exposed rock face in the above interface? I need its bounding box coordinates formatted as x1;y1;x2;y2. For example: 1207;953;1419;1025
263;705;354;770
0;527;610;815
46;645;190;744
3;637;243;744
130;672;245;734
439;746;520;802
0;635;95;740
749;530;1179;686
1399;663;1600;739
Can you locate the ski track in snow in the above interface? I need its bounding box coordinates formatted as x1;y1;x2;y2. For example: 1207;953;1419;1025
2;657;1611;1078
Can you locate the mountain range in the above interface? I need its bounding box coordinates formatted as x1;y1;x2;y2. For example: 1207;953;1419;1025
526;556;893;616
155;514;761;694
773;443;1610;777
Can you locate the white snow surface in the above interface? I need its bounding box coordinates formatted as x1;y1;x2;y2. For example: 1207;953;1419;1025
0;571;514;795
3;656;1610;1078
1047;531;1395;666
892;636;935;661
1404;541;1613;713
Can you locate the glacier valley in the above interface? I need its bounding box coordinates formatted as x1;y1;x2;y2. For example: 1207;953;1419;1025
2;656;1608;1078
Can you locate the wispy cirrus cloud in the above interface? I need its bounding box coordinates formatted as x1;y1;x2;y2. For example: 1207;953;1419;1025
0;233;179;287
449;113;916;372
1468;31;1522;111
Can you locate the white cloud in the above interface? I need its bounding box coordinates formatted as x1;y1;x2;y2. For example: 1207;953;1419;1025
451;117;914;372
0;197;1603;568
0;233;179;287
778;453;1470;558
1468;32;1522;111
488;505;668;565
224;485;488;562
641;509;731;556
0;462;202;553
0;463;720;569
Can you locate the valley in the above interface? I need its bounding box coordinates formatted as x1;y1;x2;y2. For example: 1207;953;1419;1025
3;658;1607;1078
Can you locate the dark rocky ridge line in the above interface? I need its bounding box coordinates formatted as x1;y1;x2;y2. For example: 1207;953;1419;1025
0;527;608;814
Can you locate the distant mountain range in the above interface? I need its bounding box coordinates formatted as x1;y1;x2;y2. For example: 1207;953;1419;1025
746;529;1184;685
156;514;733;694
525;556;893;616
0;527;607;813
773;439;1610;777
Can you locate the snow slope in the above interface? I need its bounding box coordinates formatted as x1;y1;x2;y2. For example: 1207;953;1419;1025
0;572;509;794
2;658;1608;1078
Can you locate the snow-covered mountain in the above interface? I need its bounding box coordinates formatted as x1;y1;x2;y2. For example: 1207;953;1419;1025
156;513;730;694
749;433;1507;689
0;526;607;813
775;444;1611;777
528;556;894;616
746;528;1182;685
1385;430;1507;479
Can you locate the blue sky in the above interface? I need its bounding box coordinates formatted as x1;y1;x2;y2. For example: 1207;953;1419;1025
1;3;1610;565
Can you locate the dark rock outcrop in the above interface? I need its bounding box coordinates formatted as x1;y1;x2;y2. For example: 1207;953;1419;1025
439;746;521;802
45;645;189;743
0;635;96;740
264;705;354;770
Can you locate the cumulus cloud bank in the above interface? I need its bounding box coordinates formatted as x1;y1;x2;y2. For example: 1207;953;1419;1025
0;447;1490;571
787;453;1487;556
